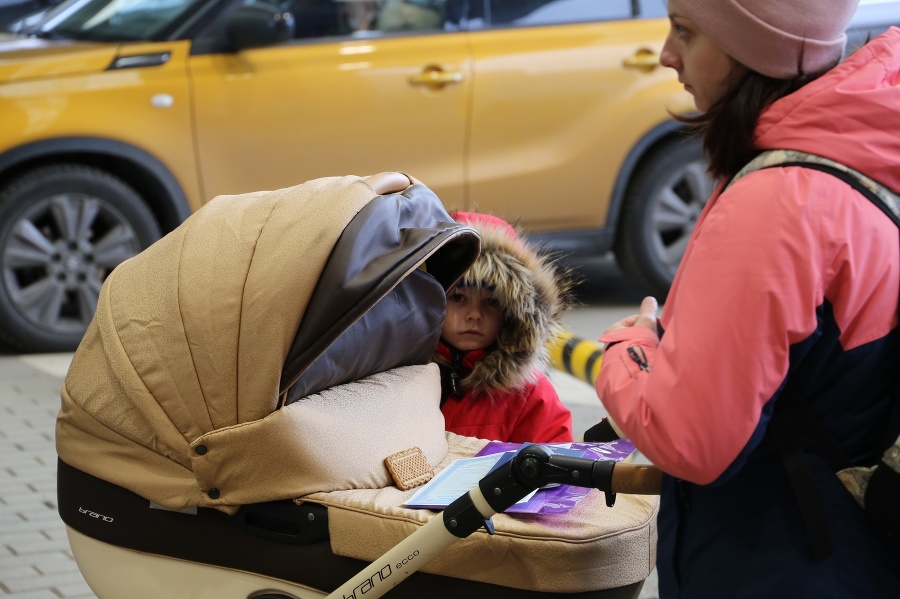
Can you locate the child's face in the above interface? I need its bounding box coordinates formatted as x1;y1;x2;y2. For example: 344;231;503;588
442;285;503;352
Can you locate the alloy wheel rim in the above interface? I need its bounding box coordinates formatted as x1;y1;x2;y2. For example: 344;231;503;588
650;160;713;277
2;193;142;336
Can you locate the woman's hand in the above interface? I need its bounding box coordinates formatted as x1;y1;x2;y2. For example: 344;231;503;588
604;296;659;335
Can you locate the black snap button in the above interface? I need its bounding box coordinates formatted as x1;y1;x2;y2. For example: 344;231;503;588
195;445;208;456
208;488;220;499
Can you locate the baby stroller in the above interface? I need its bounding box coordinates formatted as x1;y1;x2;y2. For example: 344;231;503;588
55;172;659;598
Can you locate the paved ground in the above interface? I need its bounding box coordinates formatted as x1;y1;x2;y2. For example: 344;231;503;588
0;257;660;598
0;351;94;599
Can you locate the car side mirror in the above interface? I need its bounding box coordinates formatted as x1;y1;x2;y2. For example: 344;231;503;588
226;3;295;51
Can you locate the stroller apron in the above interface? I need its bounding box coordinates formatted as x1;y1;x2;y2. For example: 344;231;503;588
55;172;658;598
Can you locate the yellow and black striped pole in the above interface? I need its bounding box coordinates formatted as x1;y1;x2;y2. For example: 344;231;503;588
549;330;655;474
548;330;632;443
548;330;604;386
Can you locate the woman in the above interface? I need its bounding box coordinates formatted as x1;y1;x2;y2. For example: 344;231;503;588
594;0;900;597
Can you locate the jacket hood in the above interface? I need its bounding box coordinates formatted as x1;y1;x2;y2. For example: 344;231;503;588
754;27;900;193
438;212;572;397
56;172;480;512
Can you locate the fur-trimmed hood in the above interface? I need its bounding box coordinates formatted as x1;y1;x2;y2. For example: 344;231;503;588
437;212;571;397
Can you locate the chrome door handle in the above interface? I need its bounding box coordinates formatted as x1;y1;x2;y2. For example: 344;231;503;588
622;48;660;73
409;67;464;89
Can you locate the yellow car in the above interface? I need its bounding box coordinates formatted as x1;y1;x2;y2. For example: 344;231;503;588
0;0;701;352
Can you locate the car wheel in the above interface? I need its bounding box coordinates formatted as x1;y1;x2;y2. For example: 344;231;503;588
614;137;713;300
0;164;161;353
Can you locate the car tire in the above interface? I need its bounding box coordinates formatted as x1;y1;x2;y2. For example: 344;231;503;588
0;164;161;353
613;136;713;301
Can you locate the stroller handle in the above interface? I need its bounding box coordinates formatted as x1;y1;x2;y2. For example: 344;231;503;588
500;445;661;511
611;462;663;495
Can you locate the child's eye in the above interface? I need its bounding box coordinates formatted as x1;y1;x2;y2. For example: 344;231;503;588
448;292;465;303
674;23;689;40
484;297;500;309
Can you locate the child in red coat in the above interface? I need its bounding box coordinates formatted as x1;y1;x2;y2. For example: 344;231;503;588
436;211;573;443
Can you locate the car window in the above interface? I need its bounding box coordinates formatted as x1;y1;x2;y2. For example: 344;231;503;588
280;0;640;37
39;0;204;41
270;0;451;39
486;0;633;27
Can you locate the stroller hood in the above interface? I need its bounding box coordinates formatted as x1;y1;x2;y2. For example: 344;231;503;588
56;173;479;513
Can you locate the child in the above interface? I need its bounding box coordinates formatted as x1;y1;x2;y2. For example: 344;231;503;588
435;211;573;443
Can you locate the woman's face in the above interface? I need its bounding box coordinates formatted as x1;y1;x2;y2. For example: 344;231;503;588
660;0;747;112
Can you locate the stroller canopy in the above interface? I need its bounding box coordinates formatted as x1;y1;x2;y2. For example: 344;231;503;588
57;172;479;513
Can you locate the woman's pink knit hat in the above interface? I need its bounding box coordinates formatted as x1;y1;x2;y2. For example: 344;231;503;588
679;0;859;79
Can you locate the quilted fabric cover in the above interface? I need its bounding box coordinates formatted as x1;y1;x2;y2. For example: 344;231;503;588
301;433;659;593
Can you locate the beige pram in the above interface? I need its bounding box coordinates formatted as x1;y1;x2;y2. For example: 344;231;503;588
55;172;659;598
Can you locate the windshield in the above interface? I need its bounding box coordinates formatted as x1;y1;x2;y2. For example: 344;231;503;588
29;0;210;41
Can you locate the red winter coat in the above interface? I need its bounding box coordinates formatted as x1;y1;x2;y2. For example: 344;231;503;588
437;341;573;443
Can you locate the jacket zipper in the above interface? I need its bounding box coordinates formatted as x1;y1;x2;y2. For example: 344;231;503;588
450;349;464;395
626;346;649;372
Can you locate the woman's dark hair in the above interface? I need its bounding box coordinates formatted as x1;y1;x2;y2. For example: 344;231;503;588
675;68;825;181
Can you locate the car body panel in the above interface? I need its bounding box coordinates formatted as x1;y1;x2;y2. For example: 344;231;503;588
0;36;116;83
0;39;201;207
0;37;115;81
189;32;471;207
467;17;693;230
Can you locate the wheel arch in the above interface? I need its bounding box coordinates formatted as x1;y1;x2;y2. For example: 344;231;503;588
606;119;690;246
0;137;191;234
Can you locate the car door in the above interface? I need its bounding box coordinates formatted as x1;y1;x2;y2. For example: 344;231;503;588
465;0;687;231
187;0;471;207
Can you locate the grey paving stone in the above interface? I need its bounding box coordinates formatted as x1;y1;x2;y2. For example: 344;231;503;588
55;581;98;598
32;554;80;575
1;492;59;510
0;354;91;598
2;519;65;535
0;590;62;599
4;570;92;592
0;563;36;580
